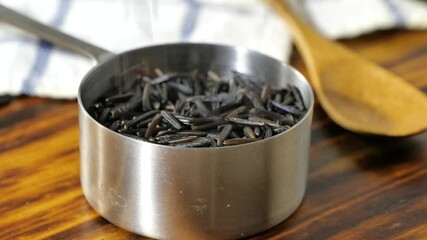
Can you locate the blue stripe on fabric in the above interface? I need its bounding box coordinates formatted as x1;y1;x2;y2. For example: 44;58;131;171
181;0;201;41
21;0;72;94
383;0;405;27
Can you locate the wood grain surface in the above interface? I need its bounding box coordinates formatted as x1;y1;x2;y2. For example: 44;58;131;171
1;30;427;240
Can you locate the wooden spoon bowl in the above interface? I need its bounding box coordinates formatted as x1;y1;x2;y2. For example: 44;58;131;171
266;0;427;136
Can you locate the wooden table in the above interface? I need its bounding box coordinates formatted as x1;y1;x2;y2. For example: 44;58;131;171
1;30;426;240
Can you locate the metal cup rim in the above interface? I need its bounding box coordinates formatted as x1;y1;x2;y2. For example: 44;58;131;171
77;42;314;151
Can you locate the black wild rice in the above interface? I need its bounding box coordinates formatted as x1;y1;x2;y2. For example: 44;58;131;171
89;67;308;147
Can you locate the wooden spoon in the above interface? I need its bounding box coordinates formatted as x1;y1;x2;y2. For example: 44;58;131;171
265;0;427;136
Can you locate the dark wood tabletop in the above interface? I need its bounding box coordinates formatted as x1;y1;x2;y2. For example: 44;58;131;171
0;30;426;240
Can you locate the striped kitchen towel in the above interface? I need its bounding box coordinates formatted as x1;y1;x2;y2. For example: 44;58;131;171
0;0;426;98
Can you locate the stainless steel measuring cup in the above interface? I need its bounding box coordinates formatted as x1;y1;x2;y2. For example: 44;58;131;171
0;5;314;239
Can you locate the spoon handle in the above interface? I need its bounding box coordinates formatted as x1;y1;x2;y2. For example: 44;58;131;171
0;4;113;61
264;0;329;65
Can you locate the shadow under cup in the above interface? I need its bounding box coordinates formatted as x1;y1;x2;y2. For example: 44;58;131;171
78;43;314;239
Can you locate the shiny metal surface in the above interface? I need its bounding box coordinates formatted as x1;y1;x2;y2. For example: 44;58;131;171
78;44;313;239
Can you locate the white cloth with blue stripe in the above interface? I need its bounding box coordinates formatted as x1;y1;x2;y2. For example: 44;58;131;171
0;0;427;98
